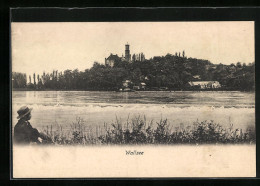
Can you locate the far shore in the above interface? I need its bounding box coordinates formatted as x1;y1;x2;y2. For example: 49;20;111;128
12;88;254;92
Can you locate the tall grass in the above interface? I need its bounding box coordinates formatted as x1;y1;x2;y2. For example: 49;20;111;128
41;117;101;145
41;116;255;145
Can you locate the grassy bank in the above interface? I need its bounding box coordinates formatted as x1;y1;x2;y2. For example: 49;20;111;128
41;116;255;145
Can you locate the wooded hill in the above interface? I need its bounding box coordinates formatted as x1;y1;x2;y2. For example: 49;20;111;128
12;53;255;91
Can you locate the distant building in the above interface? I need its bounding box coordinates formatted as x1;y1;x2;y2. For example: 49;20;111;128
122;80;132;88
133;86;140;90
193;75;201;80
205;64;217;70
132;53;145;62
188;81;221;89
125;43;131;62
133;82;146;91
140;82;146;90
133;82;146;90
105;53;120;67
105;43;145;66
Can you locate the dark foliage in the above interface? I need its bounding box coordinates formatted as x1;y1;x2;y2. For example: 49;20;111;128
13;54;255;91
12;72;27;88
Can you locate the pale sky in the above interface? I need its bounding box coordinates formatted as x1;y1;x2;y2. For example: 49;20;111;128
12;22;254;79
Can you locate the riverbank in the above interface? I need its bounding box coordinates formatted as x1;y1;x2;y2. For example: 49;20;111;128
39;117;255;145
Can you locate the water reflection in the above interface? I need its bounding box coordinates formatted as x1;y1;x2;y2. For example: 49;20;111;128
13;91;255;108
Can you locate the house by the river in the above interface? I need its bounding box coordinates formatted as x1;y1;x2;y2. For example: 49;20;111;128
187;81;221;89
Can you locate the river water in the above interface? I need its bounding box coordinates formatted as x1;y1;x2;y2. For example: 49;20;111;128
12;91;255;133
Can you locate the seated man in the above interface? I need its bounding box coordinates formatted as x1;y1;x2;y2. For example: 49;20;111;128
14;106;53;145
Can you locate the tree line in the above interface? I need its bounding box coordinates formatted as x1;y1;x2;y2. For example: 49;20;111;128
12;53;255;91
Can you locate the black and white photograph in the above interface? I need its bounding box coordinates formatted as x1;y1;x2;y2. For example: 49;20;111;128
11;21;255;178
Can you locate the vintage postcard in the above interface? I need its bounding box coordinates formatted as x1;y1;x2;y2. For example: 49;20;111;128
11;21;255;178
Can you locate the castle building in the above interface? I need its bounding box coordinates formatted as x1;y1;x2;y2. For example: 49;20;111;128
105;43;145;67
132;52;145;62
105;53;120;67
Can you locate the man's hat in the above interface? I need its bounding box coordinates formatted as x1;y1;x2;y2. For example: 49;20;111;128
17;106;33;119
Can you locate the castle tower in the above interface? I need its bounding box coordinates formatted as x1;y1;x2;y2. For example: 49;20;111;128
125;43;131;62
